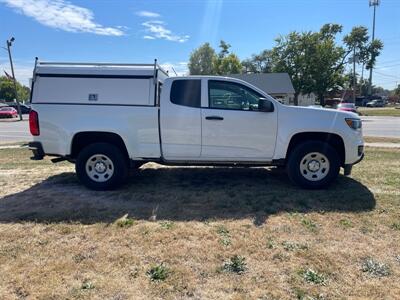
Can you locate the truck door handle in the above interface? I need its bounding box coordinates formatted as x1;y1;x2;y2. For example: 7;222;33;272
205;116;224;121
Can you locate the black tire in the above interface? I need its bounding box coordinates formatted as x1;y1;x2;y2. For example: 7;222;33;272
286;141;340;189
75;143;128;190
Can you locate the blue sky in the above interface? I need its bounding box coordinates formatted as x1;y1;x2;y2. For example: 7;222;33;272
0;0;399;89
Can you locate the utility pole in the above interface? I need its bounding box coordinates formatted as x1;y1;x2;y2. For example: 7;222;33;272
352;49;357;103
6;37;22;121
368;0;380;97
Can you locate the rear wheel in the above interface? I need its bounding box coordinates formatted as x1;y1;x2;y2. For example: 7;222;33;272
75;143;128;190
287;141;340;189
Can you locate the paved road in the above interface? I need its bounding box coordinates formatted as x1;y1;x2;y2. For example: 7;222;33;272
0;115;399;144
0;116;32;144
361;116;400;138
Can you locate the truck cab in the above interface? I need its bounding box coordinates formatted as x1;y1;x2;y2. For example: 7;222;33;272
160;77;277;161
29;60;364;190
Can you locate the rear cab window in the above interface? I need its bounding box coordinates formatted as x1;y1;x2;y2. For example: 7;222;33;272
170;79;201;108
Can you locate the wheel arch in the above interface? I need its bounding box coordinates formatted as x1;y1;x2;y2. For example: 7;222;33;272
286;132;345;166
70;131;129;160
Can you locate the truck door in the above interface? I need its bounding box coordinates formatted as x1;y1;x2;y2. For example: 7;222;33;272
201;79;277;160
160;79;202;159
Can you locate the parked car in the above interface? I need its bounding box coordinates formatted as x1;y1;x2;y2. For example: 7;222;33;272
366;99;384;107
0;106;18;118
6;103;31;114
28;60;364;190
337;103;357;114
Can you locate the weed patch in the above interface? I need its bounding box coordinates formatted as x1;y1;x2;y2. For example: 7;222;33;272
390;222;400;231
222;255;247;274
115;214;135;228
216;225;231;246
339;219;353;229
81;280;95;290
282;241;308;251
266;237;275;249
361;257;391;277
159;221;174;229
300;268;326;285
147;263;169;281
301;218;318;232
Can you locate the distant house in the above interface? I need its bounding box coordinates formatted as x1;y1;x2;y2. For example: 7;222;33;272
297;93;317;106
229;73;316;106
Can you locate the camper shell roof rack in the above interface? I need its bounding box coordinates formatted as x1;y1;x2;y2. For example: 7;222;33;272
32;58;169;81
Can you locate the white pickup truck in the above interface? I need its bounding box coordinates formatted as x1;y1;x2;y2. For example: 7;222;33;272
28;60;364;190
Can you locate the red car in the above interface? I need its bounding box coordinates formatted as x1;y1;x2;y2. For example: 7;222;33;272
337;103;358;114
0;106;18;118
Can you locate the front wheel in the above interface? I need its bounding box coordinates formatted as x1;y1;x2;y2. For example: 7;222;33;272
287;141;340;189
75;143;128;190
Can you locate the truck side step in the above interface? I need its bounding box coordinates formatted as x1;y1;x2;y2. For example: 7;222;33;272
51;157;68;163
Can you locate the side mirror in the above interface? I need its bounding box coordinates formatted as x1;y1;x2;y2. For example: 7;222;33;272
258;98;274;112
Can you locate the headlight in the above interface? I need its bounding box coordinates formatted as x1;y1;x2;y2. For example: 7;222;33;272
345;118;362;130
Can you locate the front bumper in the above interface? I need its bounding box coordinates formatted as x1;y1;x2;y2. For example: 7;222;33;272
344;152;364;176
28;141;45;160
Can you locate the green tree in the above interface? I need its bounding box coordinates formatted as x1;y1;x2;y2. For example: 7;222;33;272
394;84;400;97
241;50;273;73
0;76;30;102
271;31;317;105
214;40;242;75
309;24;347;106
188;43;217;75
365;39;383;71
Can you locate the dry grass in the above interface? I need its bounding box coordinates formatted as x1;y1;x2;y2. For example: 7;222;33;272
0;147;399;299
364;136;400;144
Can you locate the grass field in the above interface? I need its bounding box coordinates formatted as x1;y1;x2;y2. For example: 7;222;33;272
358;107;400;117
0;147;399;299
364;136;400;144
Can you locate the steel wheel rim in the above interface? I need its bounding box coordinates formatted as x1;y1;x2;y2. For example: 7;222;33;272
299;152;330;181
85;154;114;182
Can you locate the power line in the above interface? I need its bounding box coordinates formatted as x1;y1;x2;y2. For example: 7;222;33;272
374;70;400;79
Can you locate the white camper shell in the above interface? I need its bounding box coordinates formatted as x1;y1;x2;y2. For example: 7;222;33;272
32;61;169;106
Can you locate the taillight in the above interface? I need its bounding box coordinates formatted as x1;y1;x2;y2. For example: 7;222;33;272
29;110;40;136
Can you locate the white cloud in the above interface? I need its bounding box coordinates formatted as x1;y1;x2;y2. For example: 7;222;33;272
136;10;160;18
142;20;189;43
0;0;125;36
160;62;188;76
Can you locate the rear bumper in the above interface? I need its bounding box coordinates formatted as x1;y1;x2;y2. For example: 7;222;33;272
28;141;45;160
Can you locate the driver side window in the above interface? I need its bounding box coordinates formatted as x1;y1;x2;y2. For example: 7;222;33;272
208;80;262;111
